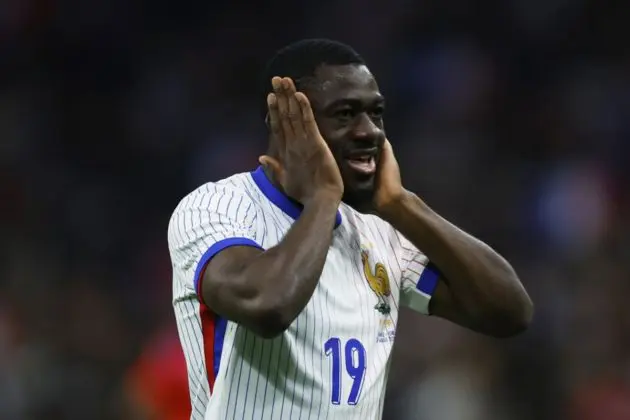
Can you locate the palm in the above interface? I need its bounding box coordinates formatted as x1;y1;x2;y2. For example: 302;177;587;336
373;139;404;212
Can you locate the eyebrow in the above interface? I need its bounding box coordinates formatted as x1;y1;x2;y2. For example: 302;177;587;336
324;95;385;110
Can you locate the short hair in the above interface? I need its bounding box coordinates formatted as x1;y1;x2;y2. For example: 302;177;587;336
260;39;365;121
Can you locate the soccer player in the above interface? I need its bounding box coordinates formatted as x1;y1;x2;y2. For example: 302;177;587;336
168;39;533;420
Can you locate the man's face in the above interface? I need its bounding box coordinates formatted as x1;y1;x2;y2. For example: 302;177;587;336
304;64;386;212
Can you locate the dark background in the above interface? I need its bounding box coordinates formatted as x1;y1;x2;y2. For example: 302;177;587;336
1;0;630;419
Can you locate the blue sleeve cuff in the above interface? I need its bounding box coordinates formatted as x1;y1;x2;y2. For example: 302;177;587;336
193;237;263;297
416;262;440;296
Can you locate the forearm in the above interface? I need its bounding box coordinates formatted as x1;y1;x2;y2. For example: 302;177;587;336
241;196;339;326
383;191;532;330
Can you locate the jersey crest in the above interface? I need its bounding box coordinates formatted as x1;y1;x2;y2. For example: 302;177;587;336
361;248;391;314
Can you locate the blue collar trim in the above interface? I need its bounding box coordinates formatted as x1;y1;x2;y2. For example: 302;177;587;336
250;166;342;228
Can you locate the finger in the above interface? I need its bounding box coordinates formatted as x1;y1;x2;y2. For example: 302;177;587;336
267;93;284;147
295;92;320;138
271;76;282;90
285;78;305;138
378;139;399;171
272;77;294;141
284;77;296;94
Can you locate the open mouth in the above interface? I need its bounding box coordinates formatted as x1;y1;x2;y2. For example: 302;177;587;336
344;148;378;175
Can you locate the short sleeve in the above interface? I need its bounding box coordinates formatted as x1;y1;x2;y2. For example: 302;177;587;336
167;183;264;298
398;234;441;315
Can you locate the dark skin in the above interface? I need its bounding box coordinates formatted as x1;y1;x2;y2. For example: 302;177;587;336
264;64;386;213
201;64;533;339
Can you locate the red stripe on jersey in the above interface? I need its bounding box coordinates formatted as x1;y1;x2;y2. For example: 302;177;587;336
199;302;217;392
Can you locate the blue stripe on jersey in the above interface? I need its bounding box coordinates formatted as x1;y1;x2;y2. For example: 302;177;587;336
193;237;263;296
250;166;343;228
213;316;228;379
416;262;440;295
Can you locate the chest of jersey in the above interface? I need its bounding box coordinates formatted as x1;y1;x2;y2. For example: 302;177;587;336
272;227;401;408
236;204;403;416
258;213;404;343
305;229;401;335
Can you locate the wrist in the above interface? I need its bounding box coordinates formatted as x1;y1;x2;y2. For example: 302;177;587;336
380;190;436;229
303;190;342;209
377;189;415;219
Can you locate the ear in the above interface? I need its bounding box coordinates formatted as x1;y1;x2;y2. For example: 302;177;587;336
264;112;270;128
258;155;283;183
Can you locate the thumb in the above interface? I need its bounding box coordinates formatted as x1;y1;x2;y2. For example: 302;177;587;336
381;139;394;160
377;139;392;167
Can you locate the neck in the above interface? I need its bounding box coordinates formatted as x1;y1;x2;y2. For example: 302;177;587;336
262;165;279;189
262;141;282;190
261;163;305;207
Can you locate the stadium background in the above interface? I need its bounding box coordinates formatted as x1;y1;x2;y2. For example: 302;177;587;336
1;0;630;419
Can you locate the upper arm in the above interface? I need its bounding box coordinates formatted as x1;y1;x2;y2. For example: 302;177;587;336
395;231;456;318
398;244;470;325
397;236;484;329
427;279;465;324
429;275;521;334
395;231;531;335
167;183;264;307
398;240;442;315
198;245;266;321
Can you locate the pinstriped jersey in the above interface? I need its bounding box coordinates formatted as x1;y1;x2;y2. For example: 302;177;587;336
168;166;440;420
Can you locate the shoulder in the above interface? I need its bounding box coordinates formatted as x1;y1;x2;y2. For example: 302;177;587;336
167;171;265;243
344;206;399;240
342;205;426;260
171;172;260;215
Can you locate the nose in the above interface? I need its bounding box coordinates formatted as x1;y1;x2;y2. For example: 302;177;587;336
353;113;382;139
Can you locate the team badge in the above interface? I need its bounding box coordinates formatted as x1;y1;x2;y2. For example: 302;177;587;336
361;248;391;314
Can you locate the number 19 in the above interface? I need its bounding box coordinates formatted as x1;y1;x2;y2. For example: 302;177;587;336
324;337;367;405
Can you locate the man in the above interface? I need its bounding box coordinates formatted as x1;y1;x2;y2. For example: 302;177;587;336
168;39;533;420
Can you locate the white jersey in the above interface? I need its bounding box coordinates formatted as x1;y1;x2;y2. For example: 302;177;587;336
168;167;440;420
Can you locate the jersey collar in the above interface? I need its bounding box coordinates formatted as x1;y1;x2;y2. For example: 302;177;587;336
251;166;342;229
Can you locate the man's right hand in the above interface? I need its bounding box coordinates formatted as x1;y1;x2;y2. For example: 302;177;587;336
259;77;344;206
198;77;343;339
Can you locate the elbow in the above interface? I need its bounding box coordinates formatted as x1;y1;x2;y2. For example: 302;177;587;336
247;301;296;339
489;290;534;338
205;289;296;339
482;267;534;338
513;292;535;334
252;311;293;339
461;274;534;338
243;274;313;339
207;277;298;339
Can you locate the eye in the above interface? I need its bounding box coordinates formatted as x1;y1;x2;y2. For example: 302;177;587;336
335;108;354;120
370;106;385;118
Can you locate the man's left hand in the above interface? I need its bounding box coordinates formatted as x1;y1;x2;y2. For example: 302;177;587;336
373;139;406;216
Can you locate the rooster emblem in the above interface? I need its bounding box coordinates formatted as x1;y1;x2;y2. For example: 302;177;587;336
361;250;391;314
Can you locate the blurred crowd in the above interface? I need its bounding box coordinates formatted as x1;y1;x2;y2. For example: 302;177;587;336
1;0;629;419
